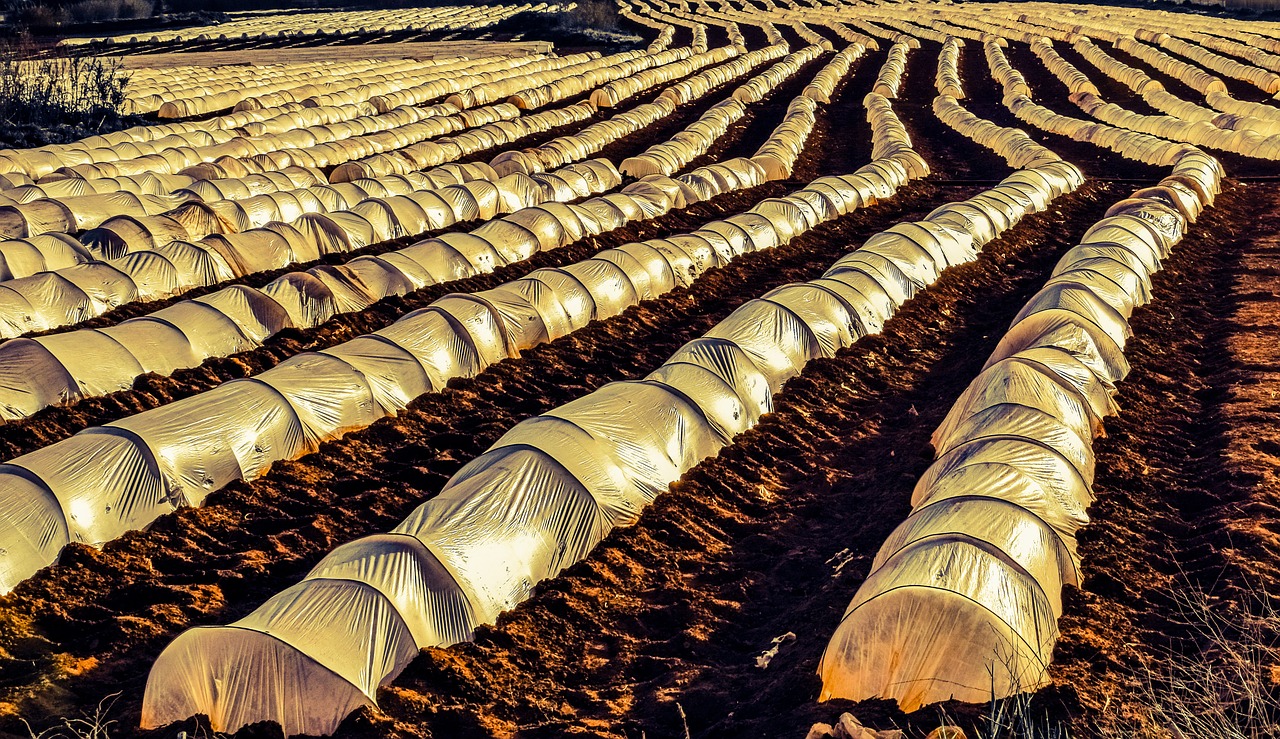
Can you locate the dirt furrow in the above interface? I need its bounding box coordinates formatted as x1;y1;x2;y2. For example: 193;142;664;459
0;57;979;730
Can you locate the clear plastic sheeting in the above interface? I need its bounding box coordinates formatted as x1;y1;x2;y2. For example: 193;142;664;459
752;96;818;180
491;99;680;177
0;160;619;419
334;102;596;182
508;48;683;110
0;160;604;340
802;44;865;104
621;100;748;178
140;90;932;736
936;38;965;100
0;67;906;589
820;142;1222;709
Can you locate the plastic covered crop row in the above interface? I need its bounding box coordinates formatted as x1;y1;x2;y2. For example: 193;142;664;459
620;99;747;177
284;55;558;112
0;171;195;208
936;37;965;99
802;43;866;104
227;55;546;115
617;46;822;179
0;161;614;339
985;40;1031;101
134;57;456;116
789;21;835;50
978;44;1214;166
659;43;790;106
359;51;599;114
508;48;686;110
1070;90;1280;159
589;46;738;108
818;148;1222;712
1114;37;1228;97
78;4;550;48
445;50;662;110
733;43;824;104
751;96;818;180
151;54;512;119
489;98;677;176
1030;39;1099;95
170;103;522;184
872;41;911;98
51;102;483;182
81;163;500;260
932;95;1065;169
331;101;595;182
1157;34;1280;95
0;112;876;594
0;191;184;240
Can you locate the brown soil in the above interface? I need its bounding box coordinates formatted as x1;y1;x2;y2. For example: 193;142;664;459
0;44;1000;738
2;31;1278;739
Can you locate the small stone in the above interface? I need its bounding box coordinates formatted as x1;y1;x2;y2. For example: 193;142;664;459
805;722;834;739
925;728;968;739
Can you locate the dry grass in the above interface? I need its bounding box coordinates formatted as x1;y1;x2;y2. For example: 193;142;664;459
0;37;127;125
22;693;120;739
0;33;134;147
1138;582;1280;738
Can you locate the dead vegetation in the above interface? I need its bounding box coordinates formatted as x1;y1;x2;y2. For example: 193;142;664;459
0;35;134;147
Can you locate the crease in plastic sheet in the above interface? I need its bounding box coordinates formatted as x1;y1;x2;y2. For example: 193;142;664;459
8;429;166;545
397;446;612;626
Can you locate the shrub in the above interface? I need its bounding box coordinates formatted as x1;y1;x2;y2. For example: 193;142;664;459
0;43;127;123
0;35;137;147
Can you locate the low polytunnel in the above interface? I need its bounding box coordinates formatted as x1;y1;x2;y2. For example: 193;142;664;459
0;160;611;338
0;160;630;420
818;149;1222;711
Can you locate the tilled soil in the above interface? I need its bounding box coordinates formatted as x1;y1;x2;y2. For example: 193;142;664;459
0;45;984;737
5;30;1279;739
